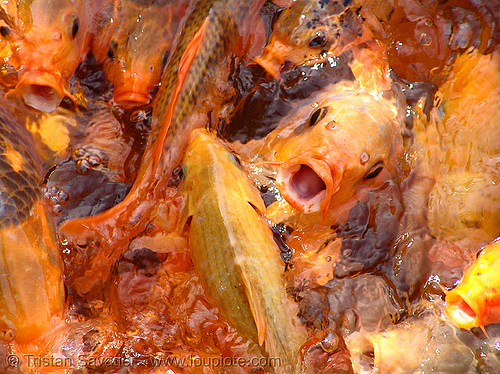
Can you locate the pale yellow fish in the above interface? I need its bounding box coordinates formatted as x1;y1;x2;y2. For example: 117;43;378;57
180;129;308;372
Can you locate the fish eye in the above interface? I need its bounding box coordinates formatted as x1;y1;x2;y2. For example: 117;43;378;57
0;26;11;37
364;161;384;180
228;152;242;168
108;40;118;60
71;17;79;38
309;107;328;127
308;30;327;48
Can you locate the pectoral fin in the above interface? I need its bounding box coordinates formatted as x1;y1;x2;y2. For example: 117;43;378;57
240;266;266;346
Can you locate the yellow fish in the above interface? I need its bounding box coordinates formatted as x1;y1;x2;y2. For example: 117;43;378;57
271;84;403;222
446;238;500;330
180;129;307;372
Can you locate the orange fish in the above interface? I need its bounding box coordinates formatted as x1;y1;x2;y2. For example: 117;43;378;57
0;0;104;112
271;84;403;220
92;0;190;108
0;98;64;344
445;237;500;330
255;0;363;78
59;0;267;295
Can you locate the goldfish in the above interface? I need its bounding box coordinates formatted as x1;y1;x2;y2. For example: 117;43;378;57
445;238;500;330
255;0;364;79
0;98;64;344
356;0;499;84
347;303;474;373
356;0;454;84
59;0;268;294
180;129;307;372
92;0;190;108
0;0;103;112
409;51;500;243
299;329;353;374
269;83;403;223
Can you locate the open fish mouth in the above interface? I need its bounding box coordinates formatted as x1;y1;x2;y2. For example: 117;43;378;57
445;284;483;329
14;71;68;113
446;296;478;328
276;157;339;213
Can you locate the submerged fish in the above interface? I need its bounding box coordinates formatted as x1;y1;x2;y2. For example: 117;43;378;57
180;129;307;372
59;0;267;294
347;303;474;374
445;237;500;330
0;0;102;112
92;0;190;108
271;84;403;221
422;51;500;242
0;99;64;343
255;0;363;78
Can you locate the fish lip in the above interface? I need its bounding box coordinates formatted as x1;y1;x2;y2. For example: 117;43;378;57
14;70;66;113
276;156;338;214
445;285;483;329
113;90;151;109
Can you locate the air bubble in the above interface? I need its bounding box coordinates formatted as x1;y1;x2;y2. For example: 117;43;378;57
420;33;432;46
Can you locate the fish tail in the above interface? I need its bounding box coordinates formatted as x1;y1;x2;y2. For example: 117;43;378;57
152;16;210;168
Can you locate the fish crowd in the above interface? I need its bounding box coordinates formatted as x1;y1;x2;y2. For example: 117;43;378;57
0;0;498;373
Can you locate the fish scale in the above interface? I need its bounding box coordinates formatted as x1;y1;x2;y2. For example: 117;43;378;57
155;2;232;157
152;0;216;133
58;0;267;295
0;99;64;344
0;106;39;227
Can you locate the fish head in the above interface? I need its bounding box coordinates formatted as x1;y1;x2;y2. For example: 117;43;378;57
275;89;402;215
385;15;451;83
255;0;359;78
100;5;180;109
445;238;500;329
4;0;93;112
181;129;266;220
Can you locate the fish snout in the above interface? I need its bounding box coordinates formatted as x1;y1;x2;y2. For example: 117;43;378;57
276;157;341;214
14;70;67;113
254;39;288;79
112;77;153;109
445;279;485;329
113;90;151;109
